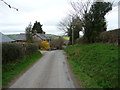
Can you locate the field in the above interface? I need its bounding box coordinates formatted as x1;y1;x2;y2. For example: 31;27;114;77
65;43;119;88
63;37;69;40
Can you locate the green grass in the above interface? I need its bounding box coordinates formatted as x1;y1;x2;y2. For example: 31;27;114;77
2;51;42;87
7;34;18;40
65;43;119;88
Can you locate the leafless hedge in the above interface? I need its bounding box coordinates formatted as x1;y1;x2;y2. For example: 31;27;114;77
99;29;120;46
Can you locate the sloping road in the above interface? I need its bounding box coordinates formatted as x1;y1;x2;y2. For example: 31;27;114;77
10;50;76;88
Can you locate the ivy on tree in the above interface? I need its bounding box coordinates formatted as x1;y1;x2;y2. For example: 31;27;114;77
83;2;112;43
68;16;82;45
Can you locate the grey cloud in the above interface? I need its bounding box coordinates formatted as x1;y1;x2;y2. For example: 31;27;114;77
113;2;119;7
0;0;118;35
0;23;25;27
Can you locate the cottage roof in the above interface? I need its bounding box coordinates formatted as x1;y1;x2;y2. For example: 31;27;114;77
36;33;50;40
15;33;49;42
16;33;26;41
0;32;15;42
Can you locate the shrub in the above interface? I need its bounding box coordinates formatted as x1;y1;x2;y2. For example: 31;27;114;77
50;37;64;49
39;40;50;50
2;43;38;64
75;37;85;44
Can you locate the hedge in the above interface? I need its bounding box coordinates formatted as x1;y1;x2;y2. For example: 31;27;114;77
2;43;38;64
75;29;120;46
99;29;120;46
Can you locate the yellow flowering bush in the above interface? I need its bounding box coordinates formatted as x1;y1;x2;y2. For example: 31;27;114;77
39;40;50;50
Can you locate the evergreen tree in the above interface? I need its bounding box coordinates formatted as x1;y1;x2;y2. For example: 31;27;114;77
32;21;44;33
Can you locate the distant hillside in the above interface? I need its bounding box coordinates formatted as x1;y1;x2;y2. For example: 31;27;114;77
46;34;59;39
7;34;59;40
7;34;69;40
7;34;18;40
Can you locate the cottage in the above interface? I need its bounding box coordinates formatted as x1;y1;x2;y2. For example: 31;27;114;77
15;33;50;43
33;33;50;43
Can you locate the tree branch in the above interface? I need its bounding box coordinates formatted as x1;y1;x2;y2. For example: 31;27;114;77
1;0;18;11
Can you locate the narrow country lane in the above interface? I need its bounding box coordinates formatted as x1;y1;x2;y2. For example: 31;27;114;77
10;50;75;88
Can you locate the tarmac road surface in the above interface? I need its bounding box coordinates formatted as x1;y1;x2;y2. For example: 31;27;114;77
10;50;75;88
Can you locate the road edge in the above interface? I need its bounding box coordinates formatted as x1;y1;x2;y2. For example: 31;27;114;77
63;51;81;88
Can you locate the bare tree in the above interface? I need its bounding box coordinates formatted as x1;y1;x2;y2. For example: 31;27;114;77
58;15;72;34
70;0;115;18
58;15;83;45
58;0;93;34
1;0;18;11
25;22;33;43
70;0;93;19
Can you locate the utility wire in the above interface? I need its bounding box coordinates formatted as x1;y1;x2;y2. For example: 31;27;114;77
1;0;18;11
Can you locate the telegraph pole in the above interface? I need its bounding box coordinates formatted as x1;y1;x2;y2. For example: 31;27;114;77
72;26;74;45
72;17;75;45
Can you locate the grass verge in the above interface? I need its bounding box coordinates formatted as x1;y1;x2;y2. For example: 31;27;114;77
65;43;119;88
2;51;42;87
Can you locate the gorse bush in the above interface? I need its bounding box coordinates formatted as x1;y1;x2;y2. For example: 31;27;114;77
2;43;38;64
39;40;50;50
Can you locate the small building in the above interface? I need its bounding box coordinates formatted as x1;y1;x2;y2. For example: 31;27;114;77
0;32;15;43
16;33;26;42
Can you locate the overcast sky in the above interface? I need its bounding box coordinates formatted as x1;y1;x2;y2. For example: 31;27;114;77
0;0;119;35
